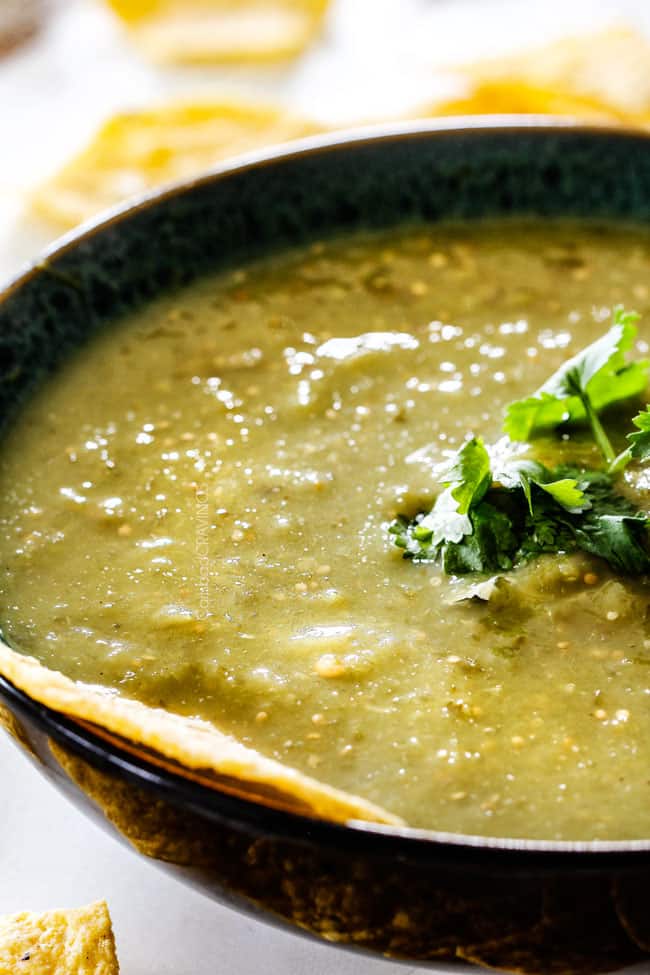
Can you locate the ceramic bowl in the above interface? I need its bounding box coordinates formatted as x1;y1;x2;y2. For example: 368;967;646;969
2;120;650;975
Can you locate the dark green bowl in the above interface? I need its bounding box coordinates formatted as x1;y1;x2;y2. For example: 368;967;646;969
2;120;650;975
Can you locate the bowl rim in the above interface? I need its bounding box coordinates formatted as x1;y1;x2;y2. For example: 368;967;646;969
3;115;650;861
7;112;650;298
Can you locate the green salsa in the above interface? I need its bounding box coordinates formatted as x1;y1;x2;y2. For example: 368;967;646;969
1;221;649;839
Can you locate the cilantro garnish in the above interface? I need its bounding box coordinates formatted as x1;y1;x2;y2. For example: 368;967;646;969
390;453;650;576
390;307;650;577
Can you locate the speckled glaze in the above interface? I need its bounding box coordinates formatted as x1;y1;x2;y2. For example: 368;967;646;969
3;121;650;974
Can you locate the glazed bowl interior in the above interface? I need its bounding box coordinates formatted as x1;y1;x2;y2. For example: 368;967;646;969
2;118;650;861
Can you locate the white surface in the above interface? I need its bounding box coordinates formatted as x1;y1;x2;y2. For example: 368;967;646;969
2;1;650;972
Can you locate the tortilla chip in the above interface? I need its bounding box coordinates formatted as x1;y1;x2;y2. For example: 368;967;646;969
31;100;320;230
0;901;118;975
463;26;650;118
104;0;330;64
0;641;401;826
428;80;631;124
104;0;156;17
420;27;650;128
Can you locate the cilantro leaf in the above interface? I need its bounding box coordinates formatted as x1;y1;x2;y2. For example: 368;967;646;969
524;467;650;574
548;307;641;397
440;437;491;514
629;406;650;462
407;438;491;552
503;307;649;450
489;443;589;514
488;439;541;505
412;487;472;549
389;438;495;566
504;392;571;444
536;478;589;513
575;513;650;575
442;502;517;575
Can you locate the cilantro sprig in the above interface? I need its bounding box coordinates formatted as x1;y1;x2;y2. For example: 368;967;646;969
504;307;649;469
390;307;650;577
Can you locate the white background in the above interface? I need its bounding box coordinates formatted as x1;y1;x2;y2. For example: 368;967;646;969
2;1;650;972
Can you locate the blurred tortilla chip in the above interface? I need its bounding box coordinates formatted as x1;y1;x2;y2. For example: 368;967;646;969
0;901;119;975
463;26;650;119
0;642;402;827
105;0;330;64
31;99;320;229
427;79;629;124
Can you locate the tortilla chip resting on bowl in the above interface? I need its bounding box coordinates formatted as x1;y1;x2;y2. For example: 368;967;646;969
0;642;402;827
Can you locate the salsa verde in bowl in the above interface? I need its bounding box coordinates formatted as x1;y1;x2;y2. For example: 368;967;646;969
1;121;650;973
1;219;649;840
